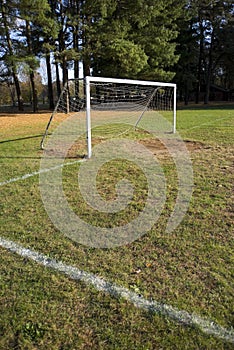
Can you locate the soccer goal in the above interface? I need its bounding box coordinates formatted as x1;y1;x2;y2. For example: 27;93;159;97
41;76;177;158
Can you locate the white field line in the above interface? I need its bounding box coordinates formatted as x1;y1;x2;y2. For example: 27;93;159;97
184;115;233;131
0;236;233;344
0;160;84;187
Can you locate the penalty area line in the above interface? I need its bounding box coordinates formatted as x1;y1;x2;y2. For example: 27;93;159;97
0;236;233;344
0;159;85;187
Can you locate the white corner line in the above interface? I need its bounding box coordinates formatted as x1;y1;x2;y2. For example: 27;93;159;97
0;236;233;344
0;160;85;187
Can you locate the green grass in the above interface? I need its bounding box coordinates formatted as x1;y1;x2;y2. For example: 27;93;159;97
0;105;234;349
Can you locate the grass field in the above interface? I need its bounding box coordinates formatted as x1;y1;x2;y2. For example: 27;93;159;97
0;104;233;349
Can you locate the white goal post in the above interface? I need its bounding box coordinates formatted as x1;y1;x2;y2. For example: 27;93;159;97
41;76;177;158
85;76;177;158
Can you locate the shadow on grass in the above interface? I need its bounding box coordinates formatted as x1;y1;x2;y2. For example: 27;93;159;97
0;156;42;160
0;134;43;144
0;105;52;115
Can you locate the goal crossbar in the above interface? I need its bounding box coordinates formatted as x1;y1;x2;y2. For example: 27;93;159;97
85;76;176;88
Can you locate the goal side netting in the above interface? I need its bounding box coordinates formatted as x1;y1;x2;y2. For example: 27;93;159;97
41;76;176;158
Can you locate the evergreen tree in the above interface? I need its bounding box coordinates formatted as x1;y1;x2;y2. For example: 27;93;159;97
2;0;232;109
0;0;24;110
190;0;233;103
88;0;185;81
39;0;58;109
174;3;199;104
130;0;186;81
17;0;57;111
216;23;234;92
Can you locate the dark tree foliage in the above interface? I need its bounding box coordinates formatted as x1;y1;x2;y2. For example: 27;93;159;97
175;0;234;104
0;0;233;109
0;0;24;110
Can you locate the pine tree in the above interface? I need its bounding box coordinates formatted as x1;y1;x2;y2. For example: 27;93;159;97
189;0;233;103
83;0;185;81
39;0;58;110
0;0;24;110
18;0;57;111
216;23;234;92
174;3;199;104
129;0;186;81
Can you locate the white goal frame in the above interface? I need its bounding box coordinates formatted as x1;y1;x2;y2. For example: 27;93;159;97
41;76;177;157
85;76;177;158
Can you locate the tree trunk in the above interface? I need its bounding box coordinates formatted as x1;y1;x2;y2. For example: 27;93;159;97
25;20;38;112
204;32;214;105
29;72;38;112
74;29;80;96
195;18;204;104
55;59;61;98
62;57;68;86
46;52;54;110
83;58;91;77
73;0;80;90
184;82;189;105
13;71;24;111
81;4;91;78
1;1;24;111
204;76;210;104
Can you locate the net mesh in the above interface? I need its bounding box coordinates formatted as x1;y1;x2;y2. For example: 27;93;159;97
90;82;173;111
89;82;174;140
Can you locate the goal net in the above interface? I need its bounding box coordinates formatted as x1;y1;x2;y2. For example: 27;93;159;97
41;76;176;158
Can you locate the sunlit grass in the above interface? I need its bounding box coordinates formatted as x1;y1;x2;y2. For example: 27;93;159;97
0;104;233;349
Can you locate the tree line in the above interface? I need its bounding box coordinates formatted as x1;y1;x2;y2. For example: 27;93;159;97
0;0;233;111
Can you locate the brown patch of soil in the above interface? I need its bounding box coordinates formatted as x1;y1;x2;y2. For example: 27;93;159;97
140;138;205;156
65;138;206;160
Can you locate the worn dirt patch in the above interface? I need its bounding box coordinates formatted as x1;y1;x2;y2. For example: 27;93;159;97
140;138;205;156
63;138;206;160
